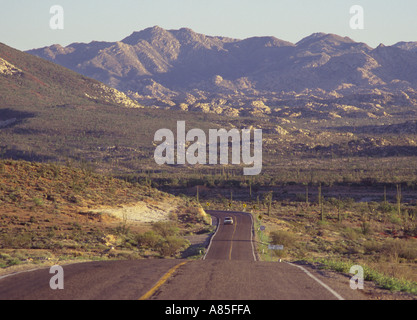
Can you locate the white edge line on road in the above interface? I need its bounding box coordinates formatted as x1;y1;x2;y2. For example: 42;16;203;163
248;212;257;261
0;260;90;281
0;266;50;281
202;215;220;260
285;262;345;300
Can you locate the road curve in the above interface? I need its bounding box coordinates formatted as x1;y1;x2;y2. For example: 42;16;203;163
0;210;360;300
147;211;345;300
203;210;256;261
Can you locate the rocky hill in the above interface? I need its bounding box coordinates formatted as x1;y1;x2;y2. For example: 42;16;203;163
0;42;141;109
27;26;417;118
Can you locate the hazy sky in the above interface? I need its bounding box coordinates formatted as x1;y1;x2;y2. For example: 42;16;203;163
2;0;417;51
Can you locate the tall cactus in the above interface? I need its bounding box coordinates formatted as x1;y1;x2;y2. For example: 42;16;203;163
318;183;324;221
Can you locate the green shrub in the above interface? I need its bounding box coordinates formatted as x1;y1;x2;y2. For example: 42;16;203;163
137;230;162;248
155;236;190;257
152;221;179;238
389;214;402;225
1;232;34;249
343;227;359;241
378;202;395;213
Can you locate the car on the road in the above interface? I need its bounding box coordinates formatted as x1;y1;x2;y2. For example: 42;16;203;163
224;217;234;225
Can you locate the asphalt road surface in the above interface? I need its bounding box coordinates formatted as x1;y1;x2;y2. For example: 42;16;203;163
203;211;256;261
0;210;363;300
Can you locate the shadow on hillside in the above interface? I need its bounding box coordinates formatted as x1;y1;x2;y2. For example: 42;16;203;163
325;120;417;135
0;147;56;162
0;108;36;130
0;108;36;122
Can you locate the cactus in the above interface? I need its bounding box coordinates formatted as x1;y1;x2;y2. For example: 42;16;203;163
396;184;401;216
318;183;324;221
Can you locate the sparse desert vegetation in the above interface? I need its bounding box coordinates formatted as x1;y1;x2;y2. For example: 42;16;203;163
0;160;211;271
1;33;417;299
193;187;417;295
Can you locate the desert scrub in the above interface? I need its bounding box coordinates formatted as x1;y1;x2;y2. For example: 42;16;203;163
155;236;190;257
137;230;162;248
32;197;44;207
1;232;34;249
343;227;361;241
177;205;211;225
311;258;417;295
0;253;21;267
152;221;179;238
380;238;417;261
136;221;190;257
269;230;297;248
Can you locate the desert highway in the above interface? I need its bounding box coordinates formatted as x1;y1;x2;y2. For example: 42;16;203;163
0;210;363;300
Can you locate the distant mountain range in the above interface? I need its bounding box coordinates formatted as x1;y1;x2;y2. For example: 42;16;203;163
27;26;417;118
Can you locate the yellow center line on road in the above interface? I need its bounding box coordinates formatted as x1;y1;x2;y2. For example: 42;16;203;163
138;261;188;300
228;215;237;260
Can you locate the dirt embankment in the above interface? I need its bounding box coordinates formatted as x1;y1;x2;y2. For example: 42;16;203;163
89;199;177;224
